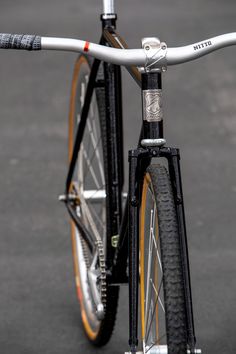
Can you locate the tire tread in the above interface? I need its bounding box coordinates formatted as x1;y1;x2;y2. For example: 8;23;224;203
146;164;187;354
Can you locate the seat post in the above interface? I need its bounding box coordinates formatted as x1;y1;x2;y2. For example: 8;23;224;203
102;0;115;15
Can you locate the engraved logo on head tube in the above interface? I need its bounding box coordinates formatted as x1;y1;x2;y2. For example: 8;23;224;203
143;89;163;122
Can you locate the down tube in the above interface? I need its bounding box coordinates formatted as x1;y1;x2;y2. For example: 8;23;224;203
103;59;124;271
112;126;145;282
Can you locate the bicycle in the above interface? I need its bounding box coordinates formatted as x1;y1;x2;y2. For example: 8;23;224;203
1;1;236;354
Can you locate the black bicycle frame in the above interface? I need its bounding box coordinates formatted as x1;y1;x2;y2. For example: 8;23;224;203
64;13;196;354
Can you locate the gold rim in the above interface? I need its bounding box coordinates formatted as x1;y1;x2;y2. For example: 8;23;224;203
140;173;160;347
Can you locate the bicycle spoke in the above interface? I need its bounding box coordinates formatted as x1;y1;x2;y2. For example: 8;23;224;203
80;81;86;107
145;297;159;345
79;183;106;234
78;79;93;183
145;277;164;344
87;117;105;184
145;207;154;330
82;147;101;189
84;127;92;170
145;198;162;330
87;198;105;231
85;184;106;201
150;278;165;313
80;195;101;241
150;201;163;274
85;116;95;153
90;99;98;142
88;204;104;229
83;134;102;181
145;333;167;353
78;144;84;191
151;227;162;273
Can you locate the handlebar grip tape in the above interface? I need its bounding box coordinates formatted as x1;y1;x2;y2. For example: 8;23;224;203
0;34;41;50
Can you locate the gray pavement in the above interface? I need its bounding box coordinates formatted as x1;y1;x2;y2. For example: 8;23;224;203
0;1;236;353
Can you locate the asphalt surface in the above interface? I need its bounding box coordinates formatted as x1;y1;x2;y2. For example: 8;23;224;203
0;1;236;354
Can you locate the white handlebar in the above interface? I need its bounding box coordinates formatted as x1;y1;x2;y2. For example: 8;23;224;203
41;37;147;66
167;33;236;65
1;32;236;69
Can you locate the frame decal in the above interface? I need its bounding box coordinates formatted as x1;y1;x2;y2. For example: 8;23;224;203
193;41;212;51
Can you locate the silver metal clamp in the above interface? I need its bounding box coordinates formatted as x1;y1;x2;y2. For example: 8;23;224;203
141;37;168;73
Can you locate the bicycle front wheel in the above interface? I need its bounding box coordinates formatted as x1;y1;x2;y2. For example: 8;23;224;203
140;164;187;354
68;55;119;346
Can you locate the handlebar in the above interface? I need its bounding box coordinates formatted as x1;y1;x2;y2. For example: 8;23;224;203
1;32;236;69
0;34;41;50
